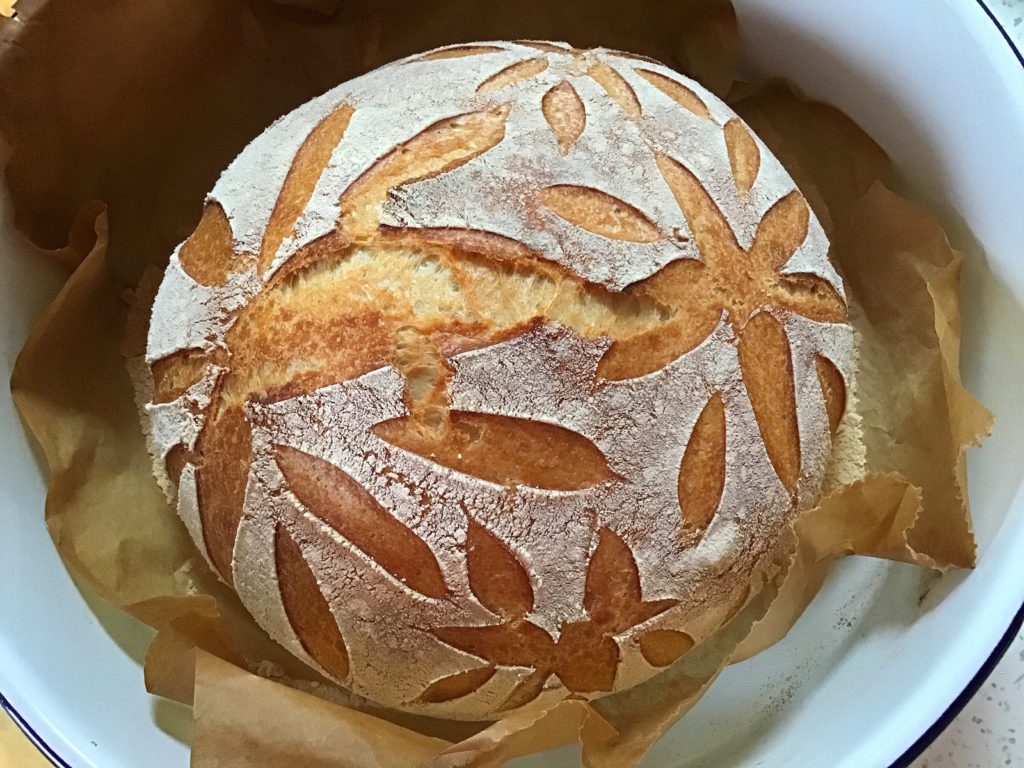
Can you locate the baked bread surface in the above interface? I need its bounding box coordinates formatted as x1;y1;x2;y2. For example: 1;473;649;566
139;40;853;718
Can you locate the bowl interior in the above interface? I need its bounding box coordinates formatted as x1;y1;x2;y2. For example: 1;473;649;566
1;2;1023;767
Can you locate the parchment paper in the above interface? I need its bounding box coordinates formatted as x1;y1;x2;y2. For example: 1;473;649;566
1;2;992;766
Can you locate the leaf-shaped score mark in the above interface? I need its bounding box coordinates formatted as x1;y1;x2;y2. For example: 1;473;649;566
600;152;848;494
498;668;551;712
677;393;726;533
638;629;694;667
737;312;801;495
552;621;620;692
587;63;641;119
274;445;448;599
430;526;677;706
260;103;354;273
477;57;549;93
196;403;252;585
416;45;506;61
150;348;208;404
539;185;663;243
178;202;242;287
542;81;586;154
373;411;615;491
724;118;760;194
583;528;678;633
275;524;350;680
433;621;556;668
815;354;847;433
340;104;511;237
419;666;496;703
466;519;534;620
636;69;711;120
775;272;848;324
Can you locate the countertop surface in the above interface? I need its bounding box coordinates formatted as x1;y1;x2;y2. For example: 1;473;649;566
0;1;1022;767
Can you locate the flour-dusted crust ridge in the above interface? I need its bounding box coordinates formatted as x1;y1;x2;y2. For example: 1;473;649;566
139;41;854;719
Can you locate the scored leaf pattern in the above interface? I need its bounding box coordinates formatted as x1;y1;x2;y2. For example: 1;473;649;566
601;152;847;494
430;524;677;705
275;523;351;681
724;118;760;194
417;45;506;61
737;312;801;493
815;354;847;434
677;393;727;533
586;62;642;119
538;185;663;243
259;103;355;274
245;306;841;712
638;629;694;667
419;666;496;703
477;57;549;93
636;68;711;120
372;411;615;491
275;444;448;599
542;81;586;153
341;105;511;237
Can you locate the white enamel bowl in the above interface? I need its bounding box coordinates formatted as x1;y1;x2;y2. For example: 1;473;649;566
1;1;1022;765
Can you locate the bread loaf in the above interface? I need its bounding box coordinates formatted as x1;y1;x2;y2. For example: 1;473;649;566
137;40;854;719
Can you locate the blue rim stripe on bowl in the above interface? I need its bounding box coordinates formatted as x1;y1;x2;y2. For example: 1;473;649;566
888;2;1024;764
1;1;1023;765
0;691;72;768
892;600;1024;767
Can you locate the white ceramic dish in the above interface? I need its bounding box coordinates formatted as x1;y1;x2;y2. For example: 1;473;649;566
1;1;1022;766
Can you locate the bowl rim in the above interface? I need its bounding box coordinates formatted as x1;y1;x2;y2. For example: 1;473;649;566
889;0;1024;760
1;0;1022;766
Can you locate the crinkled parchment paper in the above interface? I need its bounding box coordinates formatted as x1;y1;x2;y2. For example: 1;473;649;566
1;1;992;765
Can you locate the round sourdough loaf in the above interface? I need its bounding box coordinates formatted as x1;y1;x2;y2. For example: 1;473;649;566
136;41;854;719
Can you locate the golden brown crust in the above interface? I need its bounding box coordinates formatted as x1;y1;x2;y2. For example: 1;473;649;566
373;411;616;491
636;68;711;119
638;628;694;667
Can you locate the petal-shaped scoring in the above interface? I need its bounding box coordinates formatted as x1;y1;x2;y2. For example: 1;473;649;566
275;445;449;599
737;312;801;495
636;68;711;120
749;191;810;273
419;666;496;703
638;628;695;667
497;668;551;711
433;621;556;668
724;118;760;194
678;392;727;532
275;524;350;681
538;185;664;243
542;81;586;153
584;528;678;633
466;519;535;620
